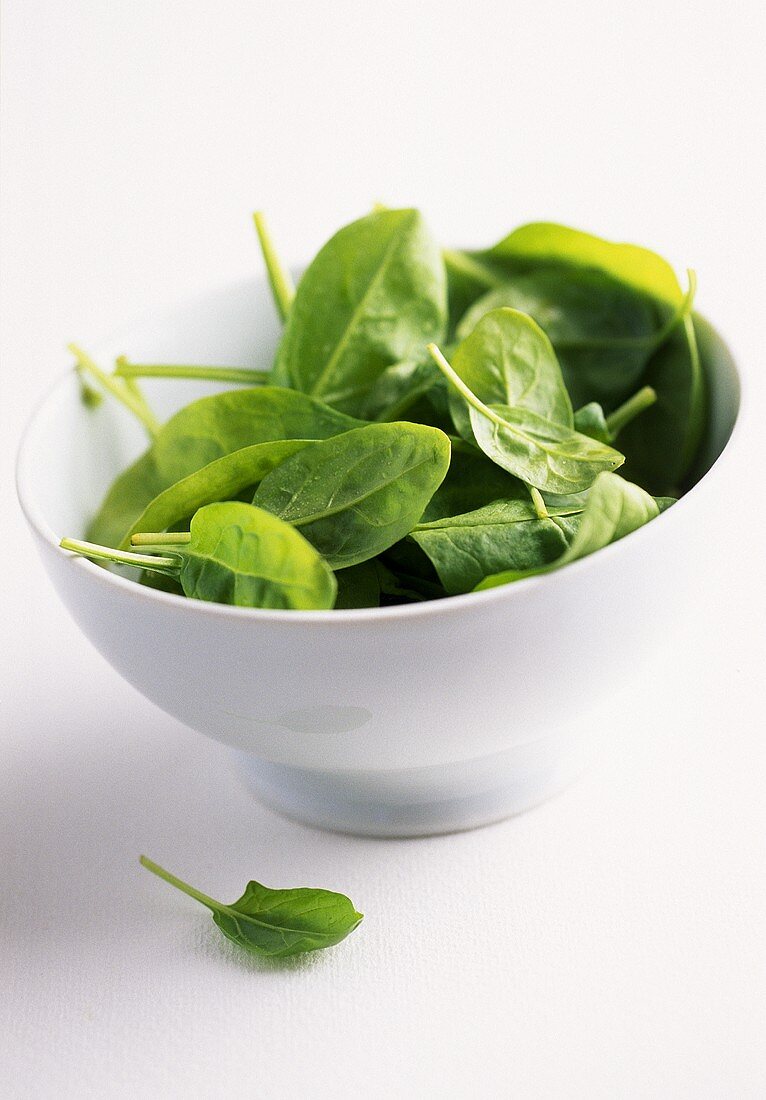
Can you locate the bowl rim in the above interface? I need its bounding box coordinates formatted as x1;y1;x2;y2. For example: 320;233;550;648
16;280;744;627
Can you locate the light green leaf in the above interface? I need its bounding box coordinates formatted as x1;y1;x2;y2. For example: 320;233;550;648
448;307;573;441
140;856;362;959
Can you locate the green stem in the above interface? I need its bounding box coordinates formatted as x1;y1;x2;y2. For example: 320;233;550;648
131;531;192;546
605;386;657;438
427;344;506;429
253;211;295;323
115;361;270;386
139;856;222;912
59;537;179;573
75;366;104;408
442;248;506;291
68;345;160;439
115;357;161;432
527;484;549;519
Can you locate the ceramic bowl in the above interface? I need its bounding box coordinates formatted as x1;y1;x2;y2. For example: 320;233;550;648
16;278;741;836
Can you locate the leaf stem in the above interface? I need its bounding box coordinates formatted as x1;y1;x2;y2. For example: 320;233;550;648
427;344;505;428
115;361;270;386
68;344;160;439
131;531;192;546
605;386;657;438
253;211;295;323
527;484;549;519
60;537;179;572
115;357;161;430
139;856;221;912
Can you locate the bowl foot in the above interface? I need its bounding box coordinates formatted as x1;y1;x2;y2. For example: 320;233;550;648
231;731;594;837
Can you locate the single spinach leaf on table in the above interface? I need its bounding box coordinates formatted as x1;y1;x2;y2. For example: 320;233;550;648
140;856;362;958
475;472;659;590
66;502;338;610
412;498;584;594
446;307;573;441
253;422;451;568
272;208;447;412
428;344;623;494
87;388;363;547
618;315;706;494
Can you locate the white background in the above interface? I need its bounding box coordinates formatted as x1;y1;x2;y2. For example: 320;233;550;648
2;2;765;1097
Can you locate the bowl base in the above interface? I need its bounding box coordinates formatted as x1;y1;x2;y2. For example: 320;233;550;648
231;730;594;837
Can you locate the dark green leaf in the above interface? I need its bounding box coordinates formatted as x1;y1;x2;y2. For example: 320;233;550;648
412;498;582;594
619;316;706;494
253;422;451;567
475;473;658;589
273;208;447;412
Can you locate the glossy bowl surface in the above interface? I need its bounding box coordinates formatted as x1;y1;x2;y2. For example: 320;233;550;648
16;279;742;835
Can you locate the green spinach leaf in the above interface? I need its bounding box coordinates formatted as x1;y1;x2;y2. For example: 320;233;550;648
65;502;338;610
447;307;573;441
475;472;659;589
272;208;447;412
429;344;624;493
88;388;363;547
618;316;706;494
253;422;451;567
412;498;583;594
140;856;362;958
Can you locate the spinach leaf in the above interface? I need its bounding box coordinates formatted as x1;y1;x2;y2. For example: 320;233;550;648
419;446;526;523
272;208;447;412
447;307;573;441
362;358;440;421
618;316;706;494
253;422;451;568
454;270;662;408
484;222;684;306
573;402;611;443
140;856;362;958
475;473;659;589
65;502;338;610
428;344;624;493
123;439;310;547
377;538;447;603
87;387;363;547
412;498;583;594
333;560;382;609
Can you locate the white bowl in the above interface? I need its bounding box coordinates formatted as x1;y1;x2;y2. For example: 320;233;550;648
16;278;741;836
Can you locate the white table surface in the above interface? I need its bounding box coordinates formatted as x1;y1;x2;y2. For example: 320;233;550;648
2;3;765;1097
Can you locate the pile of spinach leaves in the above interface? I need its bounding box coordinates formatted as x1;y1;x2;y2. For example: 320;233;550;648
61;208;705;609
